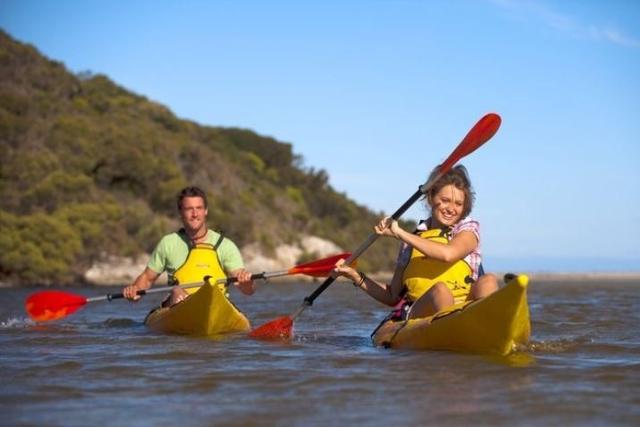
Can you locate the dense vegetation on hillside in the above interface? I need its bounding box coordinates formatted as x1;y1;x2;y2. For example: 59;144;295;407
0;30;415;285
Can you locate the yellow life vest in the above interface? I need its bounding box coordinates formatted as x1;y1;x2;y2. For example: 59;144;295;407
172;242;227;295
402;228;473;303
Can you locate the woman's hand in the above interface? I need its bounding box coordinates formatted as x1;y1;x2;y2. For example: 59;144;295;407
334;258;361;283
374;216;402;239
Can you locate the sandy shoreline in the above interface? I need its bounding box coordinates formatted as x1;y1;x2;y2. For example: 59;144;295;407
370;271;640;283
522;272;640;282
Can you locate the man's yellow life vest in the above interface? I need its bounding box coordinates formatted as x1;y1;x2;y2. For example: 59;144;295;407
172;243;227;295
402;228;473;303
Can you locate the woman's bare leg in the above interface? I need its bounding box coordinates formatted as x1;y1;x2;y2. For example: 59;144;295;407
408;282;454;319
469;273;498;300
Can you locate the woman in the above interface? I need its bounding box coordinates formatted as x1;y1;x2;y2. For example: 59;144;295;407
335;165;497;320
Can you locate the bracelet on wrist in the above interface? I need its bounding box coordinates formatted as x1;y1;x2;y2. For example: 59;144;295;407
353;271;366;288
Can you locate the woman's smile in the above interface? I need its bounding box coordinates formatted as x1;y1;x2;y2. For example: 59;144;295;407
431;184;465;227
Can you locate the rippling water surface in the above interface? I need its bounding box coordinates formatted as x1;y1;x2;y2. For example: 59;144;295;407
2;278;639;426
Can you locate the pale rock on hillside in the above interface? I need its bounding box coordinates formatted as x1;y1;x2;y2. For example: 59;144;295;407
83;235;343;285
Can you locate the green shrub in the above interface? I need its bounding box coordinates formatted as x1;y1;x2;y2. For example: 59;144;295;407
0;211;82;284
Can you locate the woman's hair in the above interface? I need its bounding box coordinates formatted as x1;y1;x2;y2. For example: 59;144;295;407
425;165;475;219
176;186;208;210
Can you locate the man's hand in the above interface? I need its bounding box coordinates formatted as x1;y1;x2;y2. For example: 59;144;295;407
233;269;255;295
123;268;158;301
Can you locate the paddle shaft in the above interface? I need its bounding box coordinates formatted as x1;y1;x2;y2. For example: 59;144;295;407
301;186;423;307
87;270;292;303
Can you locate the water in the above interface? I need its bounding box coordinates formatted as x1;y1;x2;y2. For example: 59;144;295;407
2;278;639;426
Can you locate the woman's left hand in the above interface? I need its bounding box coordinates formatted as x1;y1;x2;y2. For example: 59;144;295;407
374;216;402;239
334;259;360;283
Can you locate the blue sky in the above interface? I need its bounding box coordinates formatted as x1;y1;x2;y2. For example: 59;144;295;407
1;0;639;272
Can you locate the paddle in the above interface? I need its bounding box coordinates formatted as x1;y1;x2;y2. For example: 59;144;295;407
24;252;351;323
249;113;502;340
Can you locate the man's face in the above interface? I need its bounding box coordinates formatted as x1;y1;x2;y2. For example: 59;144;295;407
180;196;207;232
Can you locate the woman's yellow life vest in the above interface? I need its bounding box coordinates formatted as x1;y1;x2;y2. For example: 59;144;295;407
402;228;473;303
172;243;228;295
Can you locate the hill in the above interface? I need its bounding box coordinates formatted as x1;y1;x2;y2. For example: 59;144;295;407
0;30;414;286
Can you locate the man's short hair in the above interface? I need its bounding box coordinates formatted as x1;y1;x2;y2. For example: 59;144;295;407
176;186;208;210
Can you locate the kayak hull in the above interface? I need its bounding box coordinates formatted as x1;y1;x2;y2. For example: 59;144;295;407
372;274;530;355
144;282;250;336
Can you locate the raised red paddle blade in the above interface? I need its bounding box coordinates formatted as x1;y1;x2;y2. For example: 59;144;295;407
25;291;87;322
288;252;351;278
439;113;501;173
248;316;294;340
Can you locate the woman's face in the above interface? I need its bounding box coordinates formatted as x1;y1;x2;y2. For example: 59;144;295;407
430;184;465;227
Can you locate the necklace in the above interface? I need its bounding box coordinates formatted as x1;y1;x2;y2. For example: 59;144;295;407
189;229;208;243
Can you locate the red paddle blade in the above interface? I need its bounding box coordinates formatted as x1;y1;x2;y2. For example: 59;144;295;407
439;113;501;173
248;316;294;340
288;252;351;278
24;291;87;322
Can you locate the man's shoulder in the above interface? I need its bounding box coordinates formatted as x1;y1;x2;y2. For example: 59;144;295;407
156;231;188;248
159;231;182;242
206;229;222;243
206;230;235;245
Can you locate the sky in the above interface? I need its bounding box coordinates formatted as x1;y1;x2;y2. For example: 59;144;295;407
1;0;639;272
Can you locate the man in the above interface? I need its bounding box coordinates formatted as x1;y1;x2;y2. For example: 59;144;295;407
123;186;254;305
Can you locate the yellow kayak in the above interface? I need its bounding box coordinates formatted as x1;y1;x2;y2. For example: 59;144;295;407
144;281;250;336
371;274;530;355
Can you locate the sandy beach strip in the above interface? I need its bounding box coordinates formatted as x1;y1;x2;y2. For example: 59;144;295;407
522;272;640;282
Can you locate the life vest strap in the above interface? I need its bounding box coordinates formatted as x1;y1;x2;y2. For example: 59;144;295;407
213;231;225;250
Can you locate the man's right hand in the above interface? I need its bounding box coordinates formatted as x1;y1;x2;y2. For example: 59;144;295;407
123;268;159;302
123;284;142;301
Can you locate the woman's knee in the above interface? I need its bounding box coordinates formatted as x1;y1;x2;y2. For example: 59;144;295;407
431;282;452;297
472;274;498;298
428;282;454;307
408;283;457;319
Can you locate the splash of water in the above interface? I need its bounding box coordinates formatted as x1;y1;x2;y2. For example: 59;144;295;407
0;316;35;328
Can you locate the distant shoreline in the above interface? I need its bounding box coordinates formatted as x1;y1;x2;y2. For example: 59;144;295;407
523;272;640;282
369;271;640;283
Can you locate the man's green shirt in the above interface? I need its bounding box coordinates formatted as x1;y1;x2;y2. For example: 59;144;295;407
147;229;244;278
